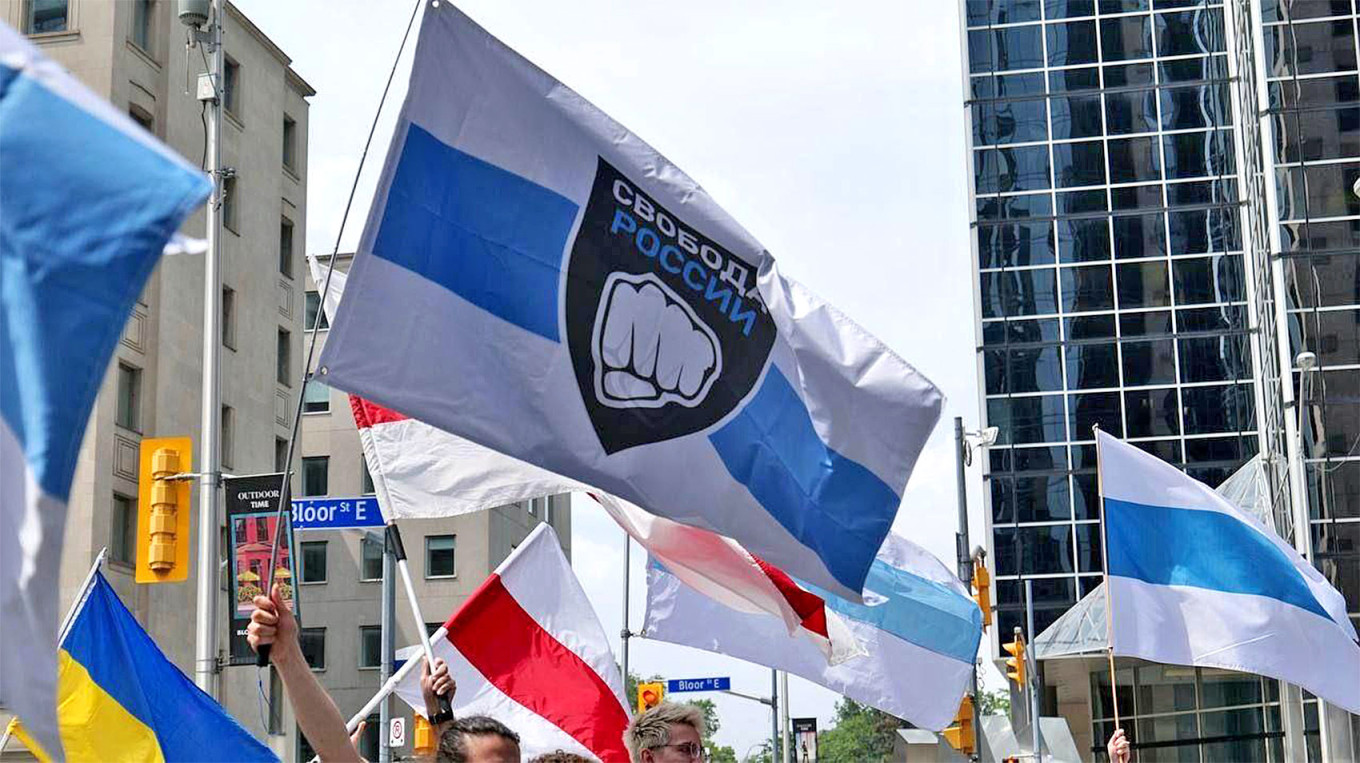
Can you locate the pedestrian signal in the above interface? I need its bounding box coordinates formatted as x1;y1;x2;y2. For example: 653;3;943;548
1003;631;1027;686
972;561;992;629
136;437;192;583
941;694;975;755
637;682;664;713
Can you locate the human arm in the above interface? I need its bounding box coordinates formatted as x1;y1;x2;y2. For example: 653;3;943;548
420;657;456;734
249;584;362;763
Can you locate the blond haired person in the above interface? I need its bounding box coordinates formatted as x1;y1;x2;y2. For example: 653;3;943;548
624;703;707;762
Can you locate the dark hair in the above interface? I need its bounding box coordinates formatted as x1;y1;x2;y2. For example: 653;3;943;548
437;716;521;763
528;752;593;763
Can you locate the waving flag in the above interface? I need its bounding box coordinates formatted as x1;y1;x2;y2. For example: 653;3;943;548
644;533;982;731
393;524;629;761
1098;430;1360;713
315;4;943;600
8;570;275;762
0;22;210;758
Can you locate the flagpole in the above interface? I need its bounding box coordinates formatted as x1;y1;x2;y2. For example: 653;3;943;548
385;522;454;718
1093;425;1121;730
621;533;631;683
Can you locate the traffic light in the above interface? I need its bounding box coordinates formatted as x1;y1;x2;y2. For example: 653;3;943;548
636;682;664;713
1003;631;1027;686
941;694;975;755
971;560;992;629
136;437;192;583
414;715;435;756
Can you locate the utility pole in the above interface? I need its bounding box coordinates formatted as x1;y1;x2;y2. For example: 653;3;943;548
193;0;224;698
779;672;791;763
1025;580;1042;762
954;417;982;760
770;670;779;762
379;532;396;763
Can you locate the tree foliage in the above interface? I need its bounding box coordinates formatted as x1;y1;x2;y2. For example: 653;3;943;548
978;688;1010;716
814;698;901;763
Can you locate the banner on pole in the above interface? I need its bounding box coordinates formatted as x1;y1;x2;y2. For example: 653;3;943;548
793;718;818;763
225;474;299;665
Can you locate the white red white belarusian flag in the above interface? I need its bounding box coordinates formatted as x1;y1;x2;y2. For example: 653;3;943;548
393;524;629;761
307;257;859;664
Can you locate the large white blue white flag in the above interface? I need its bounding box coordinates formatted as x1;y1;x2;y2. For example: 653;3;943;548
643;533;982;731
0;22;210;758
1098;430;1360;713
316;5;943;599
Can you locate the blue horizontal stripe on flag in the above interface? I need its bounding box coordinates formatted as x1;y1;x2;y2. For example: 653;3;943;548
1106;498;1334;623
370;123;578;343
0;67;209;501
64;575;276;762
709;366;900;594
807;560;981;664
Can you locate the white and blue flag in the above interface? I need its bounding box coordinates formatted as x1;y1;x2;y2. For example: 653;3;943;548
316;5;943;599
0;22;210;758
1098;430;1360;713
643;533;983;731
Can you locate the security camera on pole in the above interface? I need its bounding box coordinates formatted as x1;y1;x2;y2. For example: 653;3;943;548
177;0;225;698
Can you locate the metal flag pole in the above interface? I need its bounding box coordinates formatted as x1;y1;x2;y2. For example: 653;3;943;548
193;0;224;698
1093;425;1121;731
621;532;631;681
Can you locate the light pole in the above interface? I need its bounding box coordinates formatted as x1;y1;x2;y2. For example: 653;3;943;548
955;417;997;761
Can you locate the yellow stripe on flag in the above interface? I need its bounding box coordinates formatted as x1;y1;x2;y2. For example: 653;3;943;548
12;650;165;763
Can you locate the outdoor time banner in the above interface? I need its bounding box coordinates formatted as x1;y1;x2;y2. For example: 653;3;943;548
224;474;298;666
316;3;944;601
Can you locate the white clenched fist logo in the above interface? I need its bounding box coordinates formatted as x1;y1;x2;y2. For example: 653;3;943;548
591;272;722;409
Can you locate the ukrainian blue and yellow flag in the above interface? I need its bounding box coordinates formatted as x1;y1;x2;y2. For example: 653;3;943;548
8;572;276;762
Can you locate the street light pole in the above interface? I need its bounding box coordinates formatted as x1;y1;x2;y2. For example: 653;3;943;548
955;417;982;760
193;0;224;698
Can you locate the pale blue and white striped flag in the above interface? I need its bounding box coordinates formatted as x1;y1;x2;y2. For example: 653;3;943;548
0;21;210;758
1098;430;1360;713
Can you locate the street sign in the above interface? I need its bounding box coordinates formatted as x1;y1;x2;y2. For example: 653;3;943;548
389;717;406;748
291;496;383;530
666;676;731;693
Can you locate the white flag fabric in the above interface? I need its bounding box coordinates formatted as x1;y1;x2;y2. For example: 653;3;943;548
304;258;864;665
392;524;629;761
315;3;943;601
0;23;210;758
1098;430;1360;713
643;533;983;731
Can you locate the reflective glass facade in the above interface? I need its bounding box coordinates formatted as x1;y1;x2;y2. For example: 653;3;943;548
966;0;1258;645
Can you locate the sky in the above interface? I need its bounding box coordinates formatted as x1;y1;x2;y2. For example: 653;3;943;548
231;0;998;755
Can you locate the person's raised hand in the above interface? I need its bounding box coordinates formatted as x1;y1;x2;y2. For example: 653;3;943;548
420;657;455;719
247;583;299;663
1107;728;1130;763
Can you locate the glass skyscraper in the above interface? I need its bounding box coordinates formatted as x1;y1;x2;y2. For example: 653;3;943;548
961;0;1359;758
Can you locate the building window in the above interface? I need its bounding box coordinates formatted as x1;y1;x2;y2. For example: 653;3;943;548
297;728;316;763
299;541;327;584
302;380;329;414
110;494;136;565
359;626;382;669
426;535;456;578
299;628;325;671
302;456;328;497
282;115;297;171
279;217;294;278
25;0;68;34
360;537;383;581
221;285;235;349
527;499;537;517
361;461;375;495
358;714;380;760
277;328;291;386
425;622;442;637
130;0;152;52
274;437;289;474
220;405;234;469
304;290;328;331
221;175;237;232
129;107;153;134
116;363;141;431
222;57;240;116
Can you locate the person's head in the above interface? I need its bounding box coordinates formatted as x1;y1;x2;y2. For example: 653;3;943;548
624;702;706;763
437;716;521;763
528;752;592;763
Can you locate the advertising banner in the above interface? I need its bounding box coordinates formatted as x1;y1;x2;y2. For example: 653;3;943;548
225;474;298;665
793;717;817;763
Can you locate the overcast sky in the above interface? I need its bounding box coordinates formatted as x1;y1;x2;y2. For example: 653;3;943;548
232;0;996;754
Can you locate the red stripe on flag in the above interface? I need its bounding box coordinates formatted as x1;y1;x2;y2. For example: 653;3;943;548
349;395;410;428
753;556;830;640
445;574;630;761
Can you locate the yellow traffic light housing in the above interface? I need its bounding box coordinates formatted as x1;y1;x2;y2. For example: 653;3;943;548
636;682;665;713
1003;632;1027;686
136;437;192;583
414;714;436;755
972;562;992;629
941;694;975;756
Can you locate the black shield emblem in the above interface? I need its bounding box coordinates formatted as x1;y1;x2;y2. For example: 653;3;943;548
564;158;777;454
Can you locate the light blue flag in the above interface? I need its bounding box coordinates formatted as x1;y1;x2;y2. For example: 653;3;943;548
0;21;210;758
